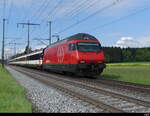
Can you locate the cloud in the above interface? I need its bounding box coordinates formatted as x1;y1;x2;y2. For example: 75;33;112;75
16;48;25;54
15;45;46;54
33;45;46;50
0;48;14;59
114;36;150;48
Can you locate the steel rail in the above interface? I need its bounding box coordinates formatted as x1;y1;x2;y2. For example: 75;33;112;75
11;66;124;113
12;66;150;109
95;78;150;92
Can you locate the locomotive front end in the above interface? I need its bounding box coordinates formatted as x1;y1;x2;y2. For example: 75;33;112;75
76;41;106;77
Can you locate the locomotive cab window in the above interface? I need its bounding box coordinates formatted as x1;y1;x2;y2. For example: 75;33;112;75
77;42;102;53
69;43;76;51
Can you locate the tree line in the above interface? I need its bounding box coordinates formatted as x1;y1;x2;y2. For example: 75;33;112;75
8;46;150;63
102;47;150;63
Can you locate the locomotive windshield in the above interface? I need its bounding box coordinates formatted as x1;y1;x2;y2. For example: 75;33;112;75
77;42;101;52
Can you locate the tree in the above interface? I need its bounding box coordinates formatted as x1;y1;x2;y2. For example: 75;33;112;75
24;46;32;54
135;48;150;61
122;49;132;62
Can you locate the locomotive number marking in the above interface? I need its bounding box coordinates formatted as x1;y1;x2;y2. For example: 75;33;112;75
57;46;64;63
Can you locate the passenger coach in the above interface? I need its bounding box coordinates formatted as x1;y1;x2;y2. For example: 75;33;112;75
9;50;43;68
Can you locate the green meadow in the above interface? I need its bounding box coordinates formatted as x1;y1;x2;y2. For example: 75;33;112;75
107;62;150;66
0;65;32;113
100;62;150;85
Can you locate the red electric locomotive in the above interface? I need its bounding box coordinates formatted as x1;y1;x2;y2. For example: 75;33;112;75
43;33;106;77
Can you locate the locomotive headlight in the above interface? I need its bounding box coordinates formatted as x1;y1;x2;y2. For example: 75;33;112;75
80;61;86;64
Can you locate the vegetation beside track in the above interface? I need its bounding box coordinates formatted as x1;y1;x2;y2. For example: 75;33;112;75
0;64;32;113
100;63;150;85
107;62;150;66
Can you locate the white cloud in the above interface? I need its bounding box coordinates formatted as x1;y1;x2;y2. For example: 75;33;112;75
33;45;46;50
114;36;150;48
1;48;14;59
5;48;12;52
16;48;25;54
13;45;46;54
5;48;13;56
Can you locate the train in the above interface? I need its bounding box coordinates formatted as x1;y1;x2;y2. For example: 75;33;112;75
8;33;106;78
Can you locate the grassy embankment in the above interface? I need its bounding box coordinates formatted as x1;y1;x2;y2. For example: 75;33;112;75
100;62;150;85
0;64;32;113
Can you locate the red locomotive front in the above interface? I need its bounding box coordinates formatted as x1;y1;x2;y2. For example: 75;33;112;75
43;33;106;77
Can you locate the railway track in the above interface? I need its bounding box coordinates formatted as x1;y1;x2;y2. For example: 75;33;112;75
58;72;150;94
96;78;150;92
10;66;150;113
55;72;150;93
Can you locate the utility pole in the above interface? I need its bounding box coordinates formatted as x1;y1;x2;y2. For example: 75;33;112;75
48;21;52;45
52;35;60;42
17;21;40;54
1;18;8;67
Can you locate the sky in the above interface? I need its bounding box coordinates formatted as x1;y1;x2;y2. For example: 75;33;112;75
0;0;150;59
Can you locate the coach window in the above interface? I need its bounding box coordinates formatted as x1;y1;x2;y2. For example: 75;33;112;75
34;54;40;60
69;43;76;51
27;56;30;60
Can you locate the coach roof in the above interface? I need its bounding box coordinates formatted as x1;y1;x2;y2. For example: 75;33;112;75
65;33;97;41
47;33;98;48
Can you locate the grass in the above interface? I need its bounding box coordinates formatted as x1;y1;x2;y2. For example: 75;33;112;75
0;64;32;113
100;63;150;85
107;62;150;66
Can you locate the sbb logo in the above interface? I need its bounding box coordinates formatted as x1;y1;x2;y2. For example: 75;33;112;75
57;47;64;63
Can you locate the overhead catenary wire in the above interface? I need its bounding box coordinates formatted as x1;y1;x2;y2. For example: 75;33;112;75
32;0;94;39
29;0;48;22
6;0;14;39
57;0;121;34
17;21;40;54
59;0;88;18
46;0;63;20
53;0;91;24
3;0;6;18
33;38;48;46
30;0;54;35
70;0;100;18
31;0;53;26
30;0;64;39
51;0;97;34
49;0;64;19
87;5;150;33
7;0;13;20
35;0;99;38
18;0;35;38
22;0;36;21
7;42;23;55
20;0;52;42
38;0;105;37
34;0;82;37
69;0;99;18
19;0;48;37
